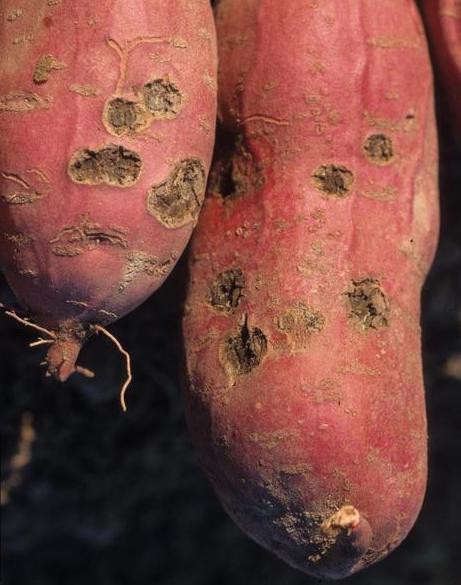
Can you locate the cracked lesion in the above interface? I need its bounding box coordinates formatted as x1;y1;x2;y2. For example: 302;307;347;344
103;98;149;136
312;165;354;198
0;91;51;113
0;172;44;205
142;79;184;119
221;315;268;377
147;159;206;228
0;188;42;205
363;134;394;165
345;278;390;330
207;269;245;313
50;215;128;257
68;145;142;187
118;251;177;291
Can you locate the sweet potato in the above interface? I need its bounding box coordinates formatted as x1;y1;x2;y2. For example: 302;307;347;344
420;0;461;135
0;1;217;395
183;0;439;578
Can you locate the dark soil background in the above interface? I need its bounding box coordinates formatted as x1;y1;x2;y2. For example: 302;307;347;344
1;31;461;585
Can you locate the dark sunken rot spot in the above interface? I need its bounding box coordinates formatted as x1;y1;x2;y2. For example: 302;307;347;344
142;79;183;119
147;159;206;228
208;269;245;312
209;130;265;200
103;98;147;136
363;134;394;165
224;316;268;376
68;145;142;187
346;278;390;330
312;165;354;197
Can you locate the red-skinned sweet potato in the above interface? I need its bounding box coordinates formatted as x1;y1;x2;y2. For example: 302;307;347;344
420;0;461;135
183;0;439;578
0;1;217;393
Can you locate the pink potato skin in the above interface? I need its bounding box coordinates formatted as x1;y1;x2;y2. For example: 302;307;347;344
0;1;217;379
420;0;461;135
183;0;439;579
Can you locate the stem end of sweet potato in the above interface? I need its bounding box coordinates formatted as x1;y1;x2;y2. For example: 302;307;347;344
45;332;85;382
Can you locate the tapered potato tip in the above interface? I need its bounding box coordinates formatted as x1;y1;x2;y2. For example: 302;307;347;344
316;505;373;579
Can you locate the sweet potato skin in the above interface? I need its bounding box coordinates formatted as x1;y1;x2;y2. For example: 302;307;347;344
183;0;439;578
0;1;217;377
420;0;461;135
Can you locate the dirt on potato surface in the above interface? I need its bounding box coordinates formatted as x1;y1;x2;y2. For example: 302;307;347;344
1;106;460;585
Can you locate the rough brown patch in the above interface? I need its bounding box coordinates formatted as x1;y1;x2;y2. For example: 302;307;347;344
248;429;298;449
360;186;397;201
103;97;148;136
68;145;142;187
303;378;343;404
0;172;43;205
142;79;183;119
119;251;177;291
7;8;24;21
312;165;354;197
4;233;33;247
0;188;42;205
363;134;394;165
278;463;312;478
17;268;38;278
0;91;50;113
208;269;245;313
277;303;325;346
69;84;102;97
147;159;206;228
12;34;33;46
50;215;128;257
222;316;268;377
33;55;66;84
364;110;417;133
346;278;390;329
367;36;421;49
